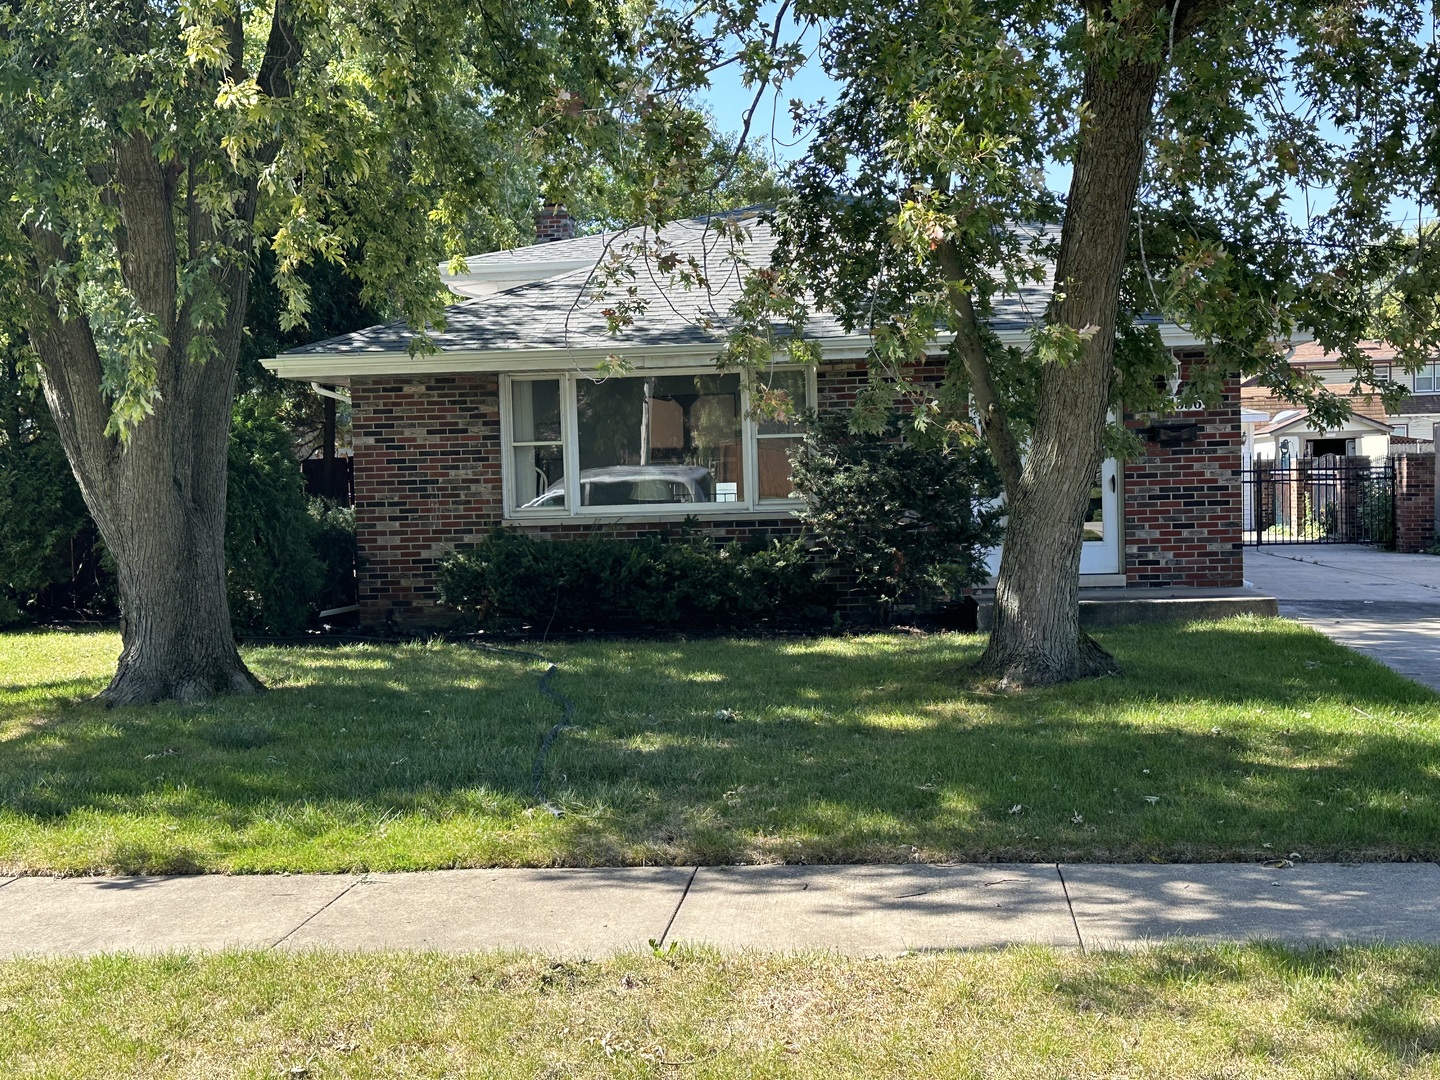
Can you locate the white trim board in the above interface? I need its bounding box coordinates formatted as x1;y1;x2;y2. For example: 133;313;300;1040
263;327;1213;383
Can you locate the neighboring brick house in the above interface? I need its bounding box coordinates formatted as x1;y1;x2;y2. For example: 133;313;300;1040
264;210;1248;626
1240;340;1440;460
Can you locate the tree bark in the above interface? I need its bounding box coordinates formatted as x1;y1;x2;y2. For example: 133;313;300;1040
13;5;304;705
90;403;262;705
976;47;1165;687
34;359;261;705
27;143;263;706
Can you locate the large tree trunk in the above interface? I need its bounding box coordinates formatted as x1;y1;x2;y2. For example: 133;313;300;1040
72;368;259;706
976;49;1165;687
27;137;263;706
33;314;263;706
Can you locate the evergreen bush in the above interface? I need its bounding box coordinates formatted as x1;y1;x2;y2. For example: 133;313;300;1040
0;356;110;625
789;413;1004;614
225;396;326;633
438;530;827;631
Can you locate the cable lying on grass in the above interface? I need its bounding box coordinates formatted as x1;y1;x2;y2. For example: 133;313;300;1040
449;639;577;819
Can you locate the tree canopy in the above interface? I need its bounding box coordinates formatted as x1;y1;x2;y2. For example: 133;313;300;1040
0;0;709;701
640;0;1440;683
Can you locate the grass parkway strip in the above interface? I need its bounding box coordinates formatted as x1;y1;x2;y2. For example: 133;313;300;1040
2;945;1440;1077
1;616;1436;875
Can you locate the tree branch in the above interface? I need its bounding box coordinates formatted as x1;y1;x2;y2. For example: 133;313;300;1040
1172;0;1230;43
935;239;1025;493
113;131;178;341
23;226;120;501
257;0;304;101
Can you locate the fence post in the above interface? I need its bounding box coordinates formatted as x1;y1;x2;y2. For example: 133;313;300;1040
1252;468;1262;547
1389;458;1398;551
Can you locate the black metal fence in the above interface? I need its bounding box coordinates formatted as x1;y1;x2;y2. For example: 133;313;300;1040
1242;458;1395;547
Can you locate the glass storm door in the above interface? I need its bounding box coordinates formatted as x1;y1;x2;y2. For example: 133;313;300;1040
983;458;1121;579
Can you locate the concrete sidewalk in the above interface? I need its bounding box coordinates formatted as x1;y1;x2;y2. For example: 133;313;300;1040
1;863;1437;959
1244;546;1440;693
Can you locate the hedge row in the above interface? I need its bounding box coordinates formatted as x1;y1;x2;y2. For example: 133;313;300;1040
438;530;830;631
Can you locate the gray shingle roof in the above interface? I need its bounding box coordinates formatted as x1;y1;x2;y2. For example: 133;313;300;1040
283;212;1058;358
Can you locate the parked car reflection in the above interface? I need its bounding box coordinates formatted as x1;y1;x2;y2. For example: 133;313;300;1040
521;465;715;508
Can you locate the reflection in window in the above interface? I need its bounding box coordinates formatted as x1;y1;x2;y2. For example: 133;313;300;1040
512;380;565;508
1084;468;1103;541
575;374;744;505
755;369;808;500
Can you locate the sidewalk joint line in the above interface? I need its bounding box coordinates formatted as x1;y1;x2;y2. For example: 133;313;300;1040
270;875;366;950
0;877;18;893
657;867;698;948
1055;865;1084;953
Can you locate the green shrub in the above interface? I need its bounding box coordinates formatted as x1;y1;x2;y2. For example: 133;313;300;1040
438;530;827;631
1;362;354;631
225;396;325;633
0;360;110;626
309;498;358;612
789;413;1004;613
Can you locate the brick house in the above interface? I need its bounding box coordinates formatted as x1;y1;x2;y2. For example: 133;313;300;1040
264;210;1247;626
1240;340;1440;458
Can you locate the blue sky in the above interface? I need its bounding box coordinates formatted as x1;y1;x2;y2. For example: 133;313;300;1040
694;22;1430;233
695;18;834;169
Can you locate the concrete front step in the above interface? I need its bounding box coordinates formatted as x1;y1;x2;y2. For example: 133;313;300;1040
976;589;1279;631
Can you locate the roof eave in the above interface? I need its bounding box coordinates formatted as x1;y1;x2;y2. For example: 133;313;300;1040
442;259;599;297
263;323;1210;382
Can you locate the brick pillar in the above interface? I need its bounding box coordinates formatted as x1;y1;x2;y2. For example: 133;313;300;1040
350;374;504;626
1394;453;1436;553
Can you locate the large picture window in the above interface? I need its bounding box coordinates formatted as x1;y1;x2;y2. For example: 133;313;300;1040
504;368;813;516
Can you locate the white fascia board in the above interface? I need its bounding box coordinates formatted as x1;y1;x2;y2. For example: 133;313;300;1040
261;336;875;382
1267;413;1393;436
259;321;1216;383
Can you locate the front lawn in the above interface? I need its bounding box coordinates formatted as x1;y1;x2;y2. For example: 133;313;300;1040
1;619;1436;874
2;944;1439;1077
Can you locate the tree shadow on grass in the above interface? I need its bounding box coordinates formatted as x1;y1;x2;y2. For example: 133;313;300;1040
0;678;112;725
1047;944;1440;1066
0;620;1437;871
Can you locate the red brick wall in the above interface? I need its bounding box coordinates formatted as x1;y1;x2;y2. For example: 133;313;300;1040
1394;453;1436;553
351;357;1245;623
348;367;894;625
350;375;503;622
1121;369;1243;588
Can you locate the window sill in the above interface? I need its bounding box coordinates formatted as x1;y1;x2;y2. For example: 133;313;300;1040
504;503;804;523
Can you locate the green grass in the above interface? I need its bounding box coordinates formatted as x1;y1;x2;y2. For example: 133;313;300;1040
2;944;1439;1077
1;619;1437;874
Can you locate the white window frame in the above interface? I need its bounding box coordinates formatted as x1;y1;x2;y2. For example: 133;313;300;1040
1414;362;1440;393
500;366;817;519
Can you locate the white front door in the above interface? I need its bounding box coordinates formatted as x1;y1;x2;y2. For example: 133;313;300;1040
983;458;1122;579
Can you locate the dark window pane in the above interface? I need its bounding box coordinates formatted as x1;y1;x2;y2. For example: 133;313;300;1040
512;380;562;442
576;374;743;504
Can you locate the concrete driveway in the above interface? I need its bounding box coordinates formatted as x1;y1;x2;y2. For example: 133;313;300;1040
1244;545;1440;693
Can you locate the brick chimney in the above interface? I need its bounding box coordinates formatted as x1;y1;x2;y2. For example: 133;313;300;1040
535;202;576;243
